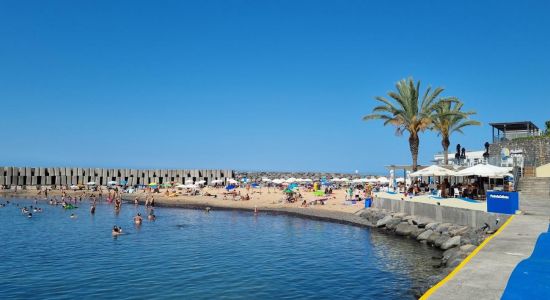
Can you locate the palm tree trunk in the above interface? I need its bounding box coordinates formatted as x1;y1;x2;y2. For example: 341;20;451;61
409;133;420;171
442;135;450;165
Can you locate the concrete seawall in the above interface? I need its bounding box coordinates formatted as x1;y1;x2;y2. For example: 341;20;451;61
0;166;234;187
373;196;510;228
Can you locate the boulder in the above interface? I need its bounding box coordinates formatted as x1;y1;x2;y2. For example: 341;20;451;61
442;247;461;262
417;229;434;241
434;233;450;248
393;212;407;219
448;226;470;237
410;227;425;238
376;215;393;228
425;222;440;230
385;218;402;230
460;244;476;253
435;223;453;234
395;223;415;236
446;251;468;267
427;232;441;245
441;236;461;250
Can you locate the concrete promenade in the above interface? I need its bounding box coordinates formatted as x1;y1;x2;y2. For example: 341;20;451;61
427;214;549;299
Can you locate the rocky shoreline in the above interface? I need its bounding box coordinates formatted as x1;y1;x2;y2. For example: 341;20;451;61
359;207;488;290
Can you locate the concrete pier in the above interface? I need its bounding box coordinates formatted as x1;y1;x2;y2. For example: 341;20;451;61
0;166;234;187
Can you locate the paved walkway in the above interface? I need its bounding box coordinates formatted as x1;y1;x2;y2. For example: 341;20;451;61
428;214;549;300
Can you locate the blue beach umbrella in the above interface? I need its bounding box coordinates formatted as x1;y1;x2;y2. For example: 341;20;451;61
226;184;236;191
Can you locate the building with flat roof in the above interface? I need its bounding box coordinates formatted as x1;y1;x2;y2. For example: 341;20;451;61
490;121;540;143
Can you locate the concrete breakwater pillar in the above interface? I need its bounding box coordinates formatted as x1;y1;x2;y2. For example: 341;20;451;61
0;166;235;188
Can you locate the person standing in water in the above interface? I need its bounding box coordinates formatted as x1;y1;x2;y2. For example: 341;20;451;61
134;213;143;225
90;204;96;214
148;210;156;221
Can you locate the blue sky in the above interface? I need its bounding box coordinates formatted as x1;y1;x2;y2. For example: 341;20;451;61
0;0;549;174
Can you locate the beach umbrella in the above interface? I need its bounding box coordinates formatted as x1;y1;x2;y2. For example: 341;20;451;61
352;178;363;183
86;182;96;185
261;178;272;182
286;178;297;183
272;179;283;184
196;180;206;185
377;177;389;184
340;178;350;182
227;179;238;184
107;181;117;185
303;178;313;182
175;184;186;189
455;164;511;177
148;183;158;186
70;185;79;190
119;180;127;185
411;165;457;177
211;179;223;184
226;184;236;191
162;183;172;187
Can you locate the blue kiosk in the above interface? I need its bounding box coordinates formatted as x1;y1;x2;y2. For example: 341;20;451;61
487;191;519;214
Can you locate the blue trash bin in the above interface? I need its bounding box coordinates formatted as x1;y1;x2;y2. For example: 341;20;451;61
365;198;372;208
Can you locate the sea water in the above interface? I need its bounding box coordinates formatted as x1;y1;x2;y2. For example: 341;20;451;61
0;197;442;299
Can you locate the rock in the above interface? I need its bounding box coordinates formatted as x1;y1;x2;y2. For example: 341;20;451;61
385;218;402;230
441;236;461;250
461;231;485;246
425;222;440;230
427;232;441;245
435;223;453;234
447;258;463;268
442;247;460;262
448;226;470;237
410;227;425;238
417;229;434;241
393;212;407;219
395;223;415;236
376;215;393;228
460;244;476;253
435;233;450;248
447;251;467;267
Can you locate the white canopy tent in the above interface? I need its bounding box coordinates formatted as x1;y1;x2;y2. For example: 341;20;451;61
455;164;512;177
410;165;458;177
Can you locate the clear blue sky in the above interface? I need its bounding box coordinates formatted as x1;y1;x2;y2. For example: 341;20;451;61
1;0;549;174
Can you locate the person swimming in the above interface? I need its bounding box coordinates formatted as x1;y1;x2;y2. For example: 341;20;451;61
134;213;143;225
70;213;76;219
27;213;32;218
148;211;156;221
112;225;122;235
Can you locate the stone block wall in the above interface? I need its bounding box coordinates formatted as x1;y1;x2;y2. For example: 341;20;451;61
489;137;550;167
0;166;234;187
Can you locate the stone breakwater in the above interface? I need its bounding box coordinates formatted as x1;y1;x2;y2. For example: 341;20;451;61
359;207;487;289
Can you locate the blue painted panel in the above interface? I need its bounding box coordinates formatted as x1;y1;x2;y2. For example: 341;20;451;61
487;191;519;214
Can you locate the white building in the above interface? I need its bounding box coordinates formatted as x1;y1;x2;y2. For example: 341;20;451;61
433;150;486;167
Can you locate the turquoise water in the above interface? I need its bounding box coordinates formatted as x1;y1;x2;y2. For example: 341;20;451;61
0;197;442;299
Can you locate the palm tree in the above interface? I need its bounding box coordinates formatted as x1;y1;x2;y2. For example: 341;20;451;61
431;100;481;165
363;77;444;171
